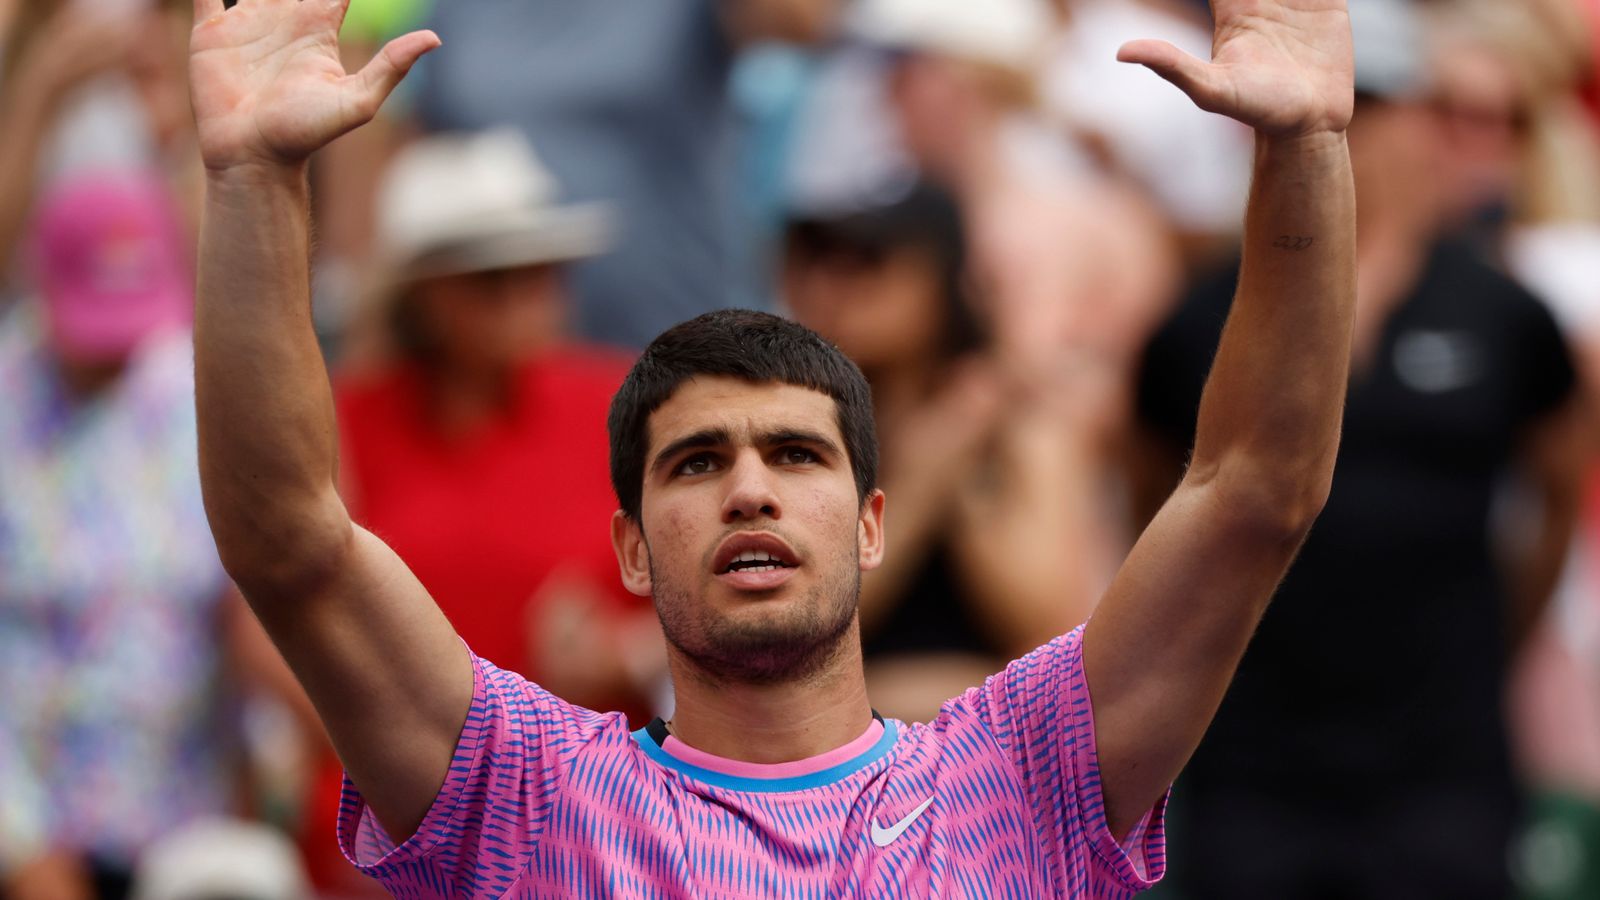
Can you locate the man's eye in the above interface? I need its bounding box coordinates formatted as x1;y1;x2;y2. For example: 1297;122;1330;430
677;456;718;476
779;447;818;465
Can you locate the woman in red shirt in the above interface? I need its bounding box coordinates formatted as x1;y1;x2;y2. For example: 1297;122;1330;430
305;130;660;891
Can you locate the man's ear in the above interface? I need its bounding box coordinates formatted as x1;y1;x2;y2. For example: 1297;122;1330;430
611;510;653;597
858;489;886;572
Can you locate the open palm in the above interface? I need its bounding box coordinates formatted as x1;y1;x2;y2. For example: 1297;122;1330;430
189;0;438;169
1119;0;1353;135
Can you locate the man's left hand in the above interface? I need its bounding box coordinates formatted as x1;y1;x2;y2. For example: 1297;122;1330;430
1118;0;1354;136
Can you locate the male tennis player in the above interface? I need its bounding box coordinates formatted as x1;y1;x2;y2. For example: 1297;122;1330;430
190;0;1356;895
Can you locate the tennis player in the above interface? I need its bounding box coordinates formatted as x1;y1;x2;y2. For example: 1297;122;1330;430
189;0;1356;895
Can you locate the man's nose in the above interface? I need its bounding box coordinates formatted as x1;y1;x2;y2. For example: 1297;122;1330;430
721;451;781;523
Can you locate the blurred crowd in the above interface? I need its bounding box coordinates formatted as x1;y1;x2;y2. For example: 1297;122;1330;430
1;0;1598;897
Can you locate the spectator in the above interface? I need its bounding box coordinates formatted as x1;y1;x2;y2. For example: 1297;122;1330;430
849;0;1178;376
410;0;843;350
1135;1;1587;895
784;182;1106;721
0;171;235;900
339;129;654;704
299;130;664;891
0;0;198;280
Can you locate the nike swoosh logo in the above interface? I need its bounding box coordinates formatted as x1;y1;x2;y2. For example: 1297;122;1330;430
870;795;936;847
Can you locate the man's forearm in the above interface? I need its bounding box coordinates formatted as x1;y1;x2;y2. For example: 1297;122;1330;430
1088;1;1356;840
195;165;350;593
1085;130;1356;837
1187;131;1356;525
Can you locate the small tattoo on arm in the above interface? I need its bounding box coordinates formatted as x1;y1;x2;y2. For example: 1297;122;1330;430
1272;235;1316;251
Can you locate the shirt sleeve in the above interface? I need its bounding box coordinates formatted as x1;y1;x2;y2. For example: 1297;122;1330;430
959;626;1168;895
337;651;621;898
1512;286;1578;424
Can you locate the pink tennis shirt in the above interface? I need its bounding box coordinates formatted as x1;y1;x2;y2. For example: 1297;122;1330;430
338;626;1167;897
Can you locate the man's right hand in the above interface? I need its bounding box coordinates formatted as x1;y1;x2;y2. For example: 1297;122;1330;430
190;0;467;844
188;0;438;170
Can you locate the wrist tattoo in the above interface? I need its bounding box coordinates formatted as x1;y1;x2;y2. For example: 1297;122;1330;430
1272;235;1316;251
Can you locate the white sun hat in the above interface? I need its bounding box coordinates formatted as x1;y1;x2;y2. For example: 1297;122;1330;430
375;128;612;285
847;0;1055;69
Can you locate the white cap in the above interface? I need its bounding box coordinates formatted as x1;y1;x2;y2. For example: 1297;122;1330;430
131;819;309;900
848;0;1054;69
375;128;611;284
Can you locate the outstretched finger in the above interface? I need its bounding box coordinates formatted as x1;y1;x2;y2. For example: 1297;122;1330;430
1116;39;1220;110
351;29;441;117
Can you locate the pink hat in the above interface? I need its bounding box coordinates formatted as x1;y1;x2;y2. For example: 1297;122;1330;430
32;171;192;364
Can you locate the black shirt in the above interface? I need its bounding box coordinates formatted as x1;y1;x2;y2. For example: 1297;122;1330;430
1137;240;1576;798
862;542;1002;659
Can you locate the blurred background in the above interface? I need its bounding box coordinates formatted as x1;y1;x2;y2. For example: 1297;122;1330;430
1;0;1597;897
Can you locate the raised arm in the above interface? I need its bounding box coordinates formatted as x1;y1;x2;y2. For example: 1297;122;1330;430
189;0;463;841
1084;0;1356;838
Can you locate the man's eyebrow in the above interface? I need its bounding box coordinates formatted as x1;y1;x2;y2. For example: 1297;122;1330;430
650;427;732;475
758;429;843;458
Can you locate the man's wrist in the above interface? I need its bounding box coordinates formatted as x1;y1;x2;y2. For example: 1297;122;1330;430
205;159;310;187
204;161;312;212
1254;128;1349;160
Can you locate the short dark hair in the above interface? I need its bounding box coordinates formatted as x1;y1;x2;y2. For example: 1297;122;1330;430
608;310;878;520
786;180;985;364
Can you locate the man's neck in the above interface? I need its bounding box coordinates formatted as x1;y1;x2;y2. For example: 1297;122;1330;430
663;638;875;765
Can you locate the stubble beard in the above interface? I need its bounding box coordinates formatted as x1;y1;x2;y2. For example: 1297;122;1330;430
650;548;862;687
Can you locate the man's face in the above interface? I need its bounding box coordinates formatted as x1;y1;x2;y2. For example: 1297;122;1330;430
611;377;885;685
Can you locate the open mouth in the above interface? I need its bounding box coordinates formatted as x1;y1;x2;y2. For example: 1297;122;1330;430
721;551;795;575
712;533;801;582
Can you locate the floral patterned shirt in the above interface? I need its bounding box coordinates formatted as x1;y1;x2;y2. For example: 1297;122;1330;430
0;306;232;872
